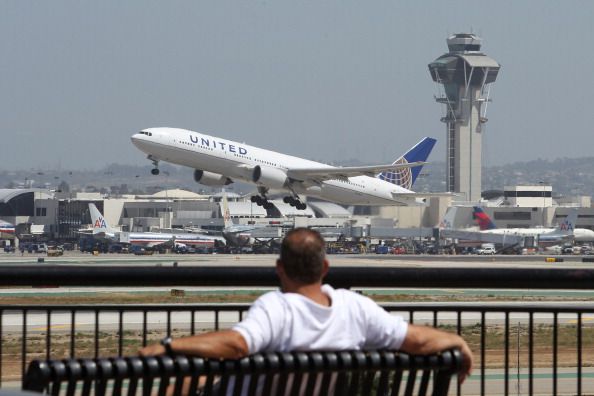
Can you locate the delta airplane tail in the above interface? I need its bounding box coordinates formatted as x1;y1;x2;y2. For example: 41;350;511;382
472;207;497;231
377;137;436;190
89;204;117;237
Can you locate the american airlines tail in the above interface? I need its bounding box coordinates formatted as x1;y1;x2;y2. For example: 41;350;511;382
439;207;458;229
89;204;117;237
556;209;578;234
377;137;436;190
221;191;233;229
472;207;498;231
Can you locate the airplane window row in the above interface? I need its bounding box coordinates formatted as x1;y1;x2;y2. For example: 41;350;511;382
139;131;153;136
175;140;215;152
339;179;363;188
233;153;252;161
254;158;277;167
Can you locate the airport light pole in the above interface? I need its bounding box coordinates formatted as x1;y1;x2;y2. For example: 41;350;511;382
539;181;546;227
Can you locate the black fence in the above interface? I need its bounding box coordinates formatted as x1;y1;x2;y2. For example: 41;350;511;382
1;266;594;395
1;265;594;289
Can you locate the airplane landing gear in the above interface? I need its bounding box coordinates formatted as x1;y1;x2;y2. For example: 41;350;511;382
251;195;274;209
148;155;160;176
283;196;307;210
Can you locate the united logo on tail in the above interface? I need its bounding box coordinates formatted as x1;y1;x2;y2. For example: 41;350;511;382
378;137;436;190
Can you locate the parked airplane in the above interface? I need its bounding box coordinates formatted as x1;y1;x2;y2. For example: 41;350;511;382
219;192;263;246
131;128;440;210
472;207;578;242
474;207;594;243
88;204;224;248
439;207;523;245
0;221;15;234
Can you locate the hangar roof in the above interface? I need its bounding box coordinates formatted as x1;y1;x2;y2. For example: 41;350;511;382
0;189;47;204
150;189;209;200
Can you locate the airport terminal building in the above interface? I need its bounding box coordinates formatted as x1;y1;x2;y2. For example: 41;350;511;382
1;184;593;250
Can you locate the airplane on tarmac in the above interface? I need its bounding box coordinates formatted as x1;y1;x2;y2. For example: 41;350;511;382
439;207;524;245
0;221;15;235
471;206;581;242
131;128;441;210
219;192;265;246
88;204;225;249
439;206;575;245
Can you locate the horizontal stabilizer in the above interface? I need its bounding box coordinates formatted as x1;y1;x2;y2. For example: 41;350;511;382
287;162;426;183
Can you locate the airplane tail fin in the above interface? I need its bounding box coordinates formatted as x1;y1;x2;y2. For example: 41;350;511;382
89;203;114;235
555;209;577;234
221;191;233;229
472;206;497;230
439;207;458;229
377;137;436;189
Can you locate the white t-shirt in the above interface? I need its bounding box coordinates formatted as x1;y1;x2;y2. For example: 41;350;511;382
233;284;408;354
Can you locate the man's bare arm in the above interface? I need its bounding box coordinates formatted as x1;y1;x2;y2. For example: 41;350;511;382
400;324;473;383
139;330;249;360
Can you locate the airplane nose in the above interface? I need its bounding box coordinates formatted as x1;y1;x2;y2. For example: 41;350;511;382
131;132;146;148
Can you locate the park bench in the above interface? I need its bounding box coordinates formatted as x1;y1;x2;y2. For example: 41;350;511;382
22;349;462;396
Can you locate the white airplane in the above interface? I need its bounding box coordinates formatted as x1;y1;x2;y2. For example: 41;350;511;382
131;128;440;210
472;207;583;242
439;207;524;245
0;220;15;234
219;192;263;246
88;204;225;249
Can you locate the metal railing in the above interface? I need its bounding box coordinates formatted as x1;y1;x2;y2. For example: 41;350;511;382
1;266;593;395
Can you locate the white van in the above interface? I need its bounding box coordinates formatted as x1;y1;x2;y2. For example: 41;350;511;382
34;243;48;253
477;244;496;255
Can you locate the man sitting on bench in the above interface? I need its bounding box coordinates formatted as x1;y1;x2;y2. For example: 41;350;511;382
140;228;473;384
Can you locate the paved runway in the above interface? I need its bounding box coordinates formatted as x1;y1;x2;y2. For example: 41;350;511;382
1;250;593;268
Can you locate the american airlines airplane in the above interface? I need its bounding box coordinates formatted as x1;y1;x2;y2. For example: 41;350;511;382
88;204;224;248
131;127;439;210
0;221;15;235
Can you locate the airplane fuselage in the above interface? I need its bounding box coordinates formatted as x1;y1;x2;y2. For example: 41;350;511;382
131;128;418;206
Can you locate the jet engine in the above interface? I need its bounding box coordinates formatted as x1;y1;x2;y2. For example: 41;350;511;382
252;166;288;189
194;170;232;186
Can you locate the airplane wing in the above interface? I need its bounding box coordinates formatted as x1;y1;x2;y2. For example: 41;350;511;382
286;161;426;183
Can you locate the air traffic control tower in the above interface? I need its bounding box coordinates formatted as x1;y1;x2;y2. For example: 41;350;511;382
429;33;500;202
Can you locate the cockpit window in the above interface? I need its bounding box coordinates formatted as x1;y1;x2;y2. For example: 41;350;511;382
139;131;153;136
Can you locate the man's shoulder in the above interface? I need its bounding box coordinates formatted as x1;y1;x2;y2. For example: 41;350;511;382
323;285;374;305
253;290;287;307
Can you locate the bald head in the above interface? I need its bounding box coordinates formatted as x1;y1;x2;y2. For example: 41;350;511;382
279;228;326;284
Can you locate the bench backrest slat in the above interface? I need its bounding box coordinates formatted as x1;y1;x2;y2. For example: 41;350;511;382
23;349;462;396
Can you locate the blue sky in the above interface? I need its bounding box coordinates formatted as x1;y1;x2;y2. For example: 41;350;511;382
1;1;593;170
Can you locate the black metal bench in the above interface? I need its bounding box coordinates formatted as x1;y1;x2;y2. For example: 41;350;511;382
22;349;462;396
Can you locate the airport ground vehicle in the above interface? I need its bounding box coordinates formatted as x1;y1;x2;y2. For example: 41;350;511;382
20;243;48;254
477;244;496;255
47;246;64;257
